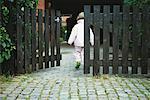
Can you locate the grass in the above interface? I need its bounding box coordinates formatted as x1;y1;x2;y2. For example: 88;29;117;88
0;75;13;94
0;75;13;83
0;73;31;94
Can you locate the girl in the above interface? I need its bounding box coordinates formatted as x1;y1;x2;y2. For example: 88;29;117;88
68;12;94;69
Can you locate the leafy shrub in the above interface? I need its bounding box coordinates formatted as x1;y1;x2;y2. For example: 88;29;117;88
0;26;15;63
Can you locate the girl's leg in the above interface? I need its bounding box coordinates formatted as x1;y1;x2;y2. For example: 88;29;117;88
74;46;82;63
81;47;84;65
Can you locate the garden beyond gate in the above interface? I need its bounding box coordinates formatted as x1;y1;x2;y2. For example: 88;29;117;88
84;5;150;75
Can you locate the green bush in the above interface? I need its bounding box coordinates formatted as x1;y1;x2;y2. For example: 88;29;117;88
124;0;150;7
0;26;15;63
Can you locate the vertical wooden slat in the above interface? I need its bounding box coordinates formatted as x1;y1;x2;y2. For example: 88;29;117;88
38;9;43;69
132;6;139;74
122;6;130;74
141;6;149;74
31;8;36;71
84;5;91;74
112;5;120;74
93;5;100;75
56;10;61;66
45;9;50;68
148;11;150;74
0;4;2;74
24;7;30;72
16;7;24;73
50;9;55;67
103;5;110;74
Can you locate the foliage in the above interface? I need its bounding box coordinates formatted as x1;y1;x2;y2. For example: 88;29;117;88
0;3;15;64
0;26;15;63
124;0;150;7
1;6;9;25
17;0;39;9
0;0;39;64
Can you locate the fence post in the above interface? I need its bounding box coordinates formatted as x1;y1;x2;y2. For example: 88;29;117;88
103;5;110;74
0;4;2;74
45;9;50;68
132;6;140;74
38;9;44;69
122;5;130;74
141;6;149;74
56;10;61;66
16;6;24;73
31;8;37;71
93;5;100;75
112;5;120;74
84;5;91;74
24;7;31;72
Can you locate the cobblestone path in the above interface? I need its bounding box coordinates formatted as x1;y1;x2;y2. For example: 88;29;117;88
0;46;150;100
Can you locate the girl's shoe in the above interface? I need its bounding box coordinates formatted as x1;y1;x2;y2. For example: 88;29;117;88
75;62;81;69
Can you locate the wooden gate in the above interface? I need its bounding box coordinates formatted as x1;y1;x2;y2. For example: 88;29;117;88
84;5;150;75
0;7;62;74
17;8;62;73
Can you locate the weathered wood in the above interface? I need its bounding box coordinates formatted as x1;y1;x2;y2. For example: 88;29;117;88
38;9;43;69
84;6;91;74
141;6;149;74
93;5;100;75
148;11;150;74
50;9;55;67
103;5;110;74
0;4;2;74
29;55;62;63
132;6;139;74
31;8;37;71
16;7;24;73
148;58;150;74
100;12;103;45
56;10;61;66
45;9;50;68
122;6;130;74
24;7;30;72
112;5;120;74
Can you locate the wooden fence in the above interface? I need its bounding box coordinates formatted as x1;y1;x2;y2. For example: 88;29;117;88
84;5;150;75
0;7;61;74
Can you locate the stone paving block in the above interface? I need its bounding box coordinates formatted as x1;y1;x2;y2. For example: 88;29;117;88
71;96;79;100
42;90;50;95
48;96;58;100
119;96;130;100
0;94;7;97
6;96;16;100
17;94;29;99
30;96;39;100
87;90;96;95
41;94;49;98
12;88;22;94
108;93;118;98
118;93;128;97
16;99;26;100
79;91;87;95
88;95;97;100
108;97;119;100
98;95;108;100
79;97;88;100
21;88;33;95
0;97;6;100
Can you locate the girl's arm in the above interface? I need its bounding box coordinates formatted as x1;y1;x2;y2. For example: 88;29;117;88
68;26;77;45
